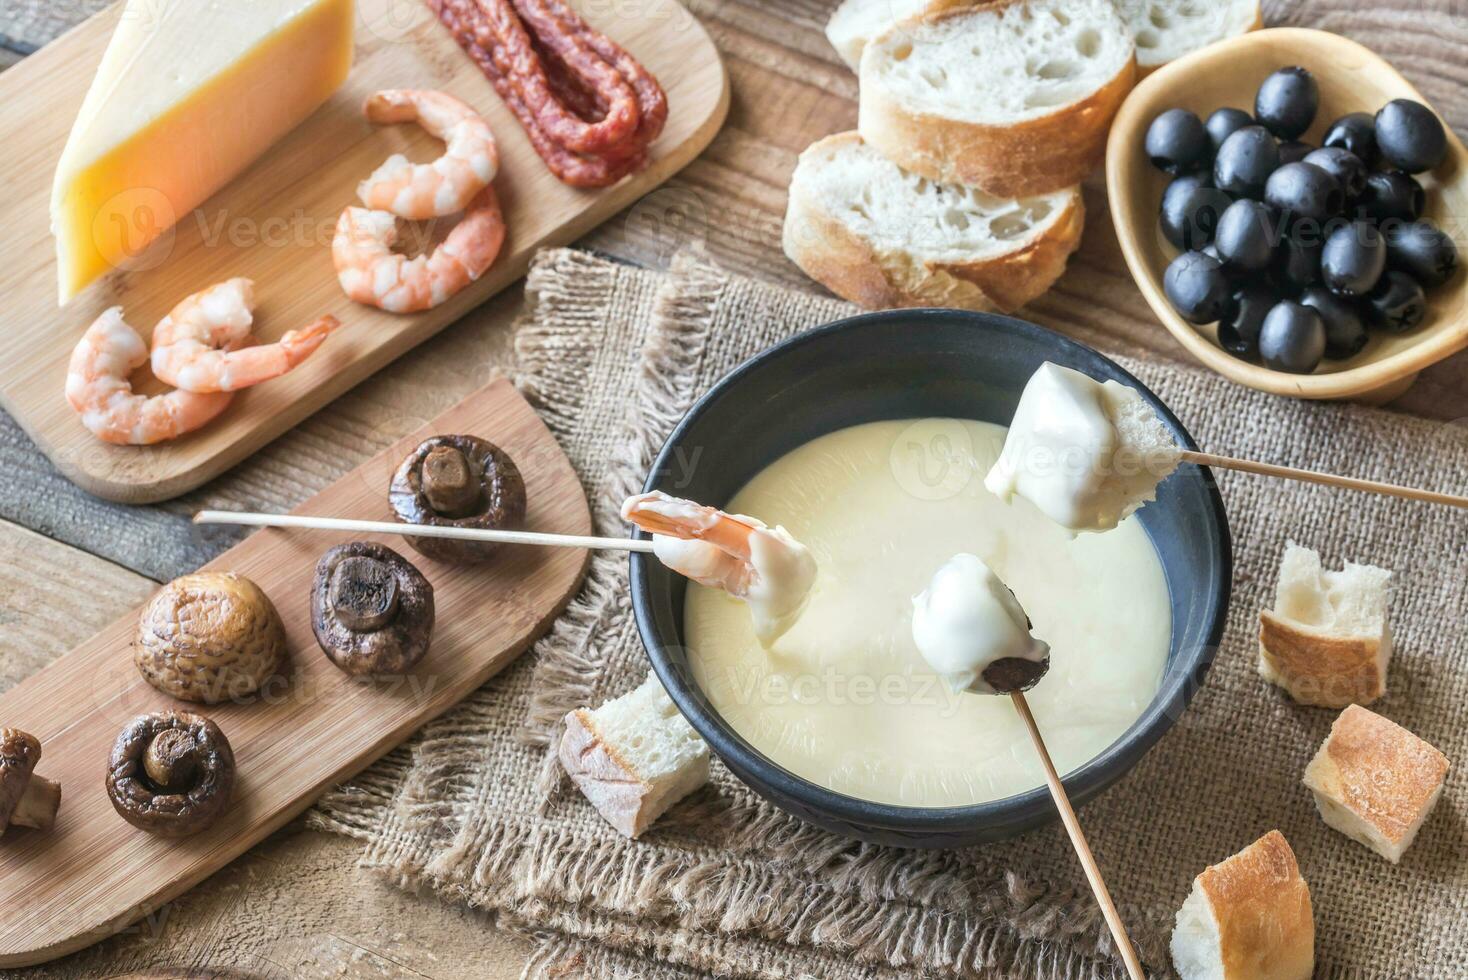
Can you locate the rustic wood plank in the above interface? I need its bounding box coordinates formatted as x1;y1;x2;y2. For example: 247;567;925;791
0;518;529;977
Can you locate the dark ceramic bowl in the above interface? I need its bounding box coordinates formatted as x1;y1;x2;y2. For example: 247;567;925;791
629;309;1232;848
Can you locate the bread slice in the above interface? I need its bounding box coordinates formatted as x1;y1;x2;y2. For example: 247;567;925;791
1169;830;1314;980
1258;542;1392;708
858;0;1136;197
559;672;710;838
1116;0;1262;74
783;132;1083;313
825;0;967;71
1303;704;1450;864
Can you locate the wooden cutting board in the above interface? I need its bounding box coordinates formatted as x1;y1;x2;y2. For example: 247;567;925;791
0;376;592;968
0;0;727;504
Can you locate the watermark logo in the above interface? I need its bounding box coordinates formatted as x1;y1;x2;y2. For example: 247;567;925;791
92;186;176;274
889;418;977;501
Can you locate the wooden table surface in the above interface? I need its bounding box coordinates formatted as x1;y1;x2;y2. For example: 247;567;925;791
2;1;1464;977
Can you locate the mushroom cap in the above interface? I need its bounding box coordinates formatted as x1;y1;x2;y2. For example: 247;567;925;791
310;542;435;675
106;711;235;837
134;572;287;704
388;435;527;563
0;728;41;834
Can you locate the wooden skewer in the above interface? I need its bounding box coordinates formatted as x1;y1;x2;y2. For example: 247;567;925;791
1010;690;1146;980
192;510;657;553
1181;450;1468;510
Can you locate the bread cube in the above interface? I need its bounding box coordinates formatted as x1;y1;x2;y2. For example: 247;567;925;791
1258;542;1392;707
1303;704;1450;864
1170;830;1314;980
559;672;710;838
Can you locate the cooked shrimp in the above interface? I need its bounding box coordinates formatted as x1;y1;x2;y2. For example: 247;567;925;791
66;308;234;445
149;277;340;393
333;186;506;314
622;490;818;645
357;89;500;220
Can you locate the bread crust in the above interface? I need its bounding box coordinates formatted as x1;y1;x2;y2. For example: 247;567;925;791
1197;831;1314;980
1303;705;1449;859
782;134;1084;312
1258;609;1387;708
858;5;1137;197
560;708;654;838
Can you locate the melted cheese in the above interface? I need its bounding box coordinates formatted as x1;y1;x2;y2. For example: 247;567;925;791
684;419;1170;808
911;553;1049;695
51;0;355;303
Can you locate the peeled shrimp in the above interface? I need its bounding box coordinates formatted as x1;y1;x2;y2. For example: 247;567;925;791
66;308;234;445
333;185;507;314
150;278;340;394
621;491;818;646
357;90;500;220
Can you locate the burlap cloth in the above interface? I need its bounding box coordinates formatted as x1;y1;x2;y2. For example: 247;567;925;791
313;248;1468;980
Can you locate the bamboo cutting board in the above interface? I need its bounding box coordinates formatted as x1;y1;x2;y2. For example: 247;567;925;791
0;376;592;968
0;0;727;503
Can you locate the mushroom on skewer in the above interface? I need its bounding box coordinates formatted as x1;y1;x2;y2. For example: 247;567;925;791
0;728;61;835
311;542;435;675
389;435;527;563
106;712;235;837
134;572;287;703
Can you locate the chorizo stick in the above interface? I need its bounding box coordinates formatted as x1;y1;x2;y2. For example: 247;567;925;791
431;0;648;186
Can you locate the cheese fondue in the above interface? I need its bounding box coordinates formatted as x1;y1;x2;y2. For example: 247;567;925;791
683;418;1171;807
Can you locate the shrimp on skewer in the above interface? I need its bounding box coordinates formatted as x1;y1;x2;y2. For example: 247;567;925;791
66;308;234;445
334;185;507;314
150;278;340;394
621;491;818;646
358;90;500;220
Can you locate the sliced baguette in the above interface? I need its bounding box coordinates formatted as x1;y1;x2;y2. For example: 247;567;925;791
1258;542;1392;708
1170;831;1314;980
1117;0;1262;74
858;0;1136;197
783;132;1083;312
559;672;710;839
825;0;968;71
1303;704;1450;864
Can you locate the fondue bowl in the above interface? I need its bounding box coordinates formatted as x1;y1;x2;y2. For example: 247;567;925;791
628;309;1231;847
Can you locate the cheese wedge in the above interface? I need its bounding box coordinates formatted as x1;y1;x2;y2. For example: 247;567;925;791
50;0;355;304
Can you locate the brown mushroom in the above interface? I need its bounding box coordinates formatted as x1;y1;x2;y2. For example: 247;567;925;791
106;711;234;837
388;435;527;563
134;572;287;703
311;542;435;675
0;728;60;835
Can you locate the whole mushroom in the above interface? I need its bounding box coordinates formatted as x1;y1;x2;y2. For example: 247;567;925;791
0;728;61;835
311;542;435;675
134;572;287;704
106;711;235;837
388;435;527;563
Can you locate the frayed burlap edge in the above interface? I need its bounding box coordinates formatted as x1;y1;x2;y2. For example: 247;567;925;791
315;248;1132;980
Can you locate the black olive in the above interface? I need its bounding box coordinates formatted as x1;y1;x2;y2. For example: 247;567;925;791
1277;140;1314;165
1354;171;1425;224
1259;300;1327;373
1214;199;1280;271
1322;112;1378;167
1213;125;1279;199
1159;175;1232;250
1201;242;1226;264
1145;108;1212;174
1374;99;1447;173
1271;233;1323;294
1205;107;1253;154
1264;162;1343;223
1301;147;1367;200
1321;221;1387;297
1164;250;1232;324
1384;219;1459;288
1365;270;1428;332
1218;284;1273;359
1255;67;1318;140
1299;286;1368;359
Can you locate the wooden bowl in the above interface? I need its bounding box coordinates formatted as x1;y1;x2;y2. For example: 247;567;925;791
1106;28;1468;402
